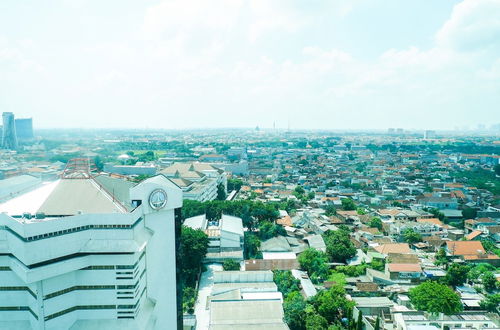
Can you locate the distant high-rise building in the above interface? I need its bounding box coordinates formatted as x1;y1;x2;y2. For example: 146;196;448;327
15;117;34;140
423;130;436;139
2;112;18;150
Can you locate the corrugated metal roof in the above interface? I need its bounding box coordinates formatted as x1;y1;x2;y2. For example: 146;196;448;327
221;214;244;237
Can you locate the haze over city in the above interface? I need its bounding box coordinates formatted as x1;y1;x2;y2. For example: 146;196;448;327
1;0;499;130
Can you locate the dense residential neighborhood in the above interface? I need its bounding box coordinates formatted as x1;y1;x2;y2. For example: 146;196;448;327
1;127;499;329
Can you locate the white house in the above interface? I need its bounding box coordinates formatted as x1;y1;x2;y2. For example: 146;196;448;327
184;214;244;261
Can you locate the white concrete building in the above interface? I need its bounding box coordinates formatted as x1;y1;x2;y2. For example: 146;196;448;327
184;214;244;261
0;171;182;330
160;162;227;202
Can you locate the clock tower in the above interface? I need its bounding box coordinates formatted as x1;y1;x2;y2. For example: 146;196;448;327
130;175;183;330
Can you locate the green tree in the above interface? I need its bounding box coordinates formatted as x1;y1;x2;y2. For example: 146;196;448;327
182;286;197;314
467;263;495;283
298;248;330;282
374;317;380;330
494;164;500;176
429;208;446;221
369;217;383;231
444;263;470;287
435;247;448;266
403;228;423;244
227;178;244;191
258;221;285;240
311;285;355;324
324;205;337;216
305;313;328;330
295;185;305;195
461;207;477;219
409;281;463;315
180;226;209;286
244;232;261;259
356;310;363;330
481;271;498;292
479;293;500;313
323;230;356;263
283;291;307;330
481;240;500;257
222;259;240;271
274;270;301;298
341;198;356;211
216;183;227;200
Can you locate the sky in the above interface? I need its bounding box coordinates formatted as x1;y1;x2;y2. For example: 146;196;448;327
0;0;499;130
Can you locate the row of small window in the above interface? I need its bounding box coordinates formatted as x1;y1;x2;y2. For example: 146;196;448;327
0;217;142;242
43;268;147;301
45;287;148;322
0;306;38;320
45;305;117;321
0;266;11;271
0;286;37;298
44;285;115;300
80;251;146;271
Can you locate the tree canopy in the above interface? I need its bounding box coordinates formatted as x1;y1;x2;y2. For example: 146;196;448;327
403;228;423;244
298;248;330;282
181;199;280;223
444;263;470;287
409;281;463;315
341;198;356;211
310;285;355;324
369;217;383;230
323;229;356;263
180;226;209;287
222;259;240;271
479;293;500;313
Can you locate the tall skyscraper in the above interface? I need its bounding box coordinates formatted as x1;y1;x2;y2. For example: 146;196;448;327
0;162;183;330
15;118;34;141
2;112;18;150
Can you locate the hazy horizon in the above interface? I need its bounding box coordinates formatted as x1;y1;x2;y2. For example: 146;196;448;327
1;0;499;130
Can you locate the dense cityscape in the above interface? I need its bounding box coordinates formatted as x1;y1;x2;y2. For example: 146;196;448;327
1;0;500;328
0;111;499;329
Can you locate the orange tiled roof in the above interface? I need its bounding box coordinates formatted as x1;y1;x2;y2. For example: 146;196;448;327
417;218;444;226
277;215;293;227
446;241;485;256
387;263;422;272
374;243;411;254
465;230;483;241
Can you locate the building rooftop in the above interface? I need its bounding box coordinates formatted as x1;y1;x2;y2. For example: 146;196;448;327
374;243;411;255
446;241;485;256
0;178;128;216
210;300;287;329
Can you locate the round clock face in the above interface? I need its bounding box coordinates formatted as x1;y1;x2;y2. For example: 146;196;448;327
149;189;167;210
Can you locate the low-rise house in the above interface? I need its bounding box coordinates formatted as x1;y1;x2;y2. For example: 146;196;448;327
304;234;327;252
386;263;422;283
184;214;244;261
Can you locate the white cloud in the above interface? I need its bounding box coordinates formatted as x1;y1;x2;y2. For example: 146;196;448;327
436;0;500;52
142;0;244;40
248;0;304;42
